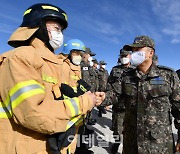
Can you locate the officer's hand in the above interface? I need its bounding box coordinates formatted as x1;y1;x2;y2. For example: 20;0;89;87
94;92;106;106
176;142;180;152
85;91;96;106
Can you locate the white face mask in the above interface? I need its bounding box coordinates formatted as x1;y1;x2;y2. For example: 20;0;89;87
101;65;106;69
49;30;63;50
97;65;99;69
130;51;145;66
88;57;93;62
72;55;82;65
120;57;130;65
89;61;93;67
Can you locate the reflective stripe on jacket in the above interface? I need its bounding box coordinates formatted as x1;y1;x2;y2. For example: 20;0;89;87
0;38;94;154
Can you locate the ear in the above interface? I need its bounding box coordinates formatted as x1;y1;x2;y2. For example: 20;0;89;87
150;50;154;58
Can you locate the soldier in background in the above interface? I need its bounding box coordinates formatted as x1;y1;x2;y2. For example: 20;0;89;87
75;47;97;154
81;47;97;92
108;49;134;154
80;47;98;125
97;60;109;117
104;35;180;154
92;58;99;90
176;69;180;79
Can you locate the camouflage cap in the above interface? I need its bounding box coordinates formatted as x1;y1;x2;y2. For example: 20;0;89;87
92;58;99;64
123;35;155;51
120;48;131;56
85;47;96;56
99;60;107;65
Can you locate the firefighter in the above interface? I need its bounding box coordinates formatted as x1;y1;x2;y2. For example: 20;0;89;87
0;3;105;154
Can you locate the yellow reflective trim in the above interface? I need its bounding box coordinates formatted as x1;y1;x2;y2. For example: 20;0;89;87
63;94;70;99
73;97;81;114
64;43;67;46
71;75;79;80
72;43;80;46
64;97;81;117
42;5;59;12
67;148;71;154
0;101;12;118
66;116;79;130
42;75;58;84
0;101;5;108
75;116;84;126
11;89;45;109
0;80;45;119
72;86;77;93
2;95;10;107
0;112;12;118
66;115;84;130
10;80;44;97
79;84;87;92
62;13;68;21
64;99;76;116
24;9;32;16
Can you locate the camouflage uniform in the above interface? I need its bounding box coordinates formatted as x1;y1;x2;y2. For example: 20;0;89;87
105;63;180;154
98;66;109;92
80;60;98;92
109;64;134;135
105;35;180;154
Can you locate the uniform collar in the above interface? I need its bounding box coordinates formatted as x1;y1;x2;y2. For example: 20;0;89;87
30;38;62;64
147;63;159;78
133;63;159;79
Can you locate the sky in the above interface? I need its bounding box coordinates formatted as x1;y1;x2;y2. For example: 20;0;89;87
0;0;180;72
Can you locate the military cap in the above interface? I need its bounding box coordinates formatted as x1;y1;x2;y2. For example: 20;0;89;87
92;58;99;64
99;60;107;65
85;47;96;56
123;35;155;51
120;48;131;56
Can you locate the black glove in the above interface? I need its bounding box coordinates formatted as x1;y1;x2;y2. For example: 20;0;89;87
77;79;91;95
60;83;79;98
60;79;91;98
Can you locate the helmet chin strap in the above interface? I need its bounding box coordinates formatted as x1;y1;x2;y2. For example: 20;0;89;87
34;21;54;52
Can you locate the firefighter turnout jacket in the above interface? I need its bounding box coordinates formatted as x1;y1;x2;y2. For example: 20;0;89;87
0;38;94;154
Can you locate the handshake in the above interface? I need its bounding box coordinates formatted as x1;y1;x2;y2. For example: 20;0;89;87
59;79;105;106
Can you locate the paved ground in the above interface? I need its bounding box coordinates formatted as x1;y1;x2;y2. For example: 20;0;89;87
87;106;122;154
86;106;178;154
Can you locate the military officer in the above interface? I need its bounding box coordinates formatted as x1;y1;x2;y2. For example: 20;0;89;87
104;35;180;154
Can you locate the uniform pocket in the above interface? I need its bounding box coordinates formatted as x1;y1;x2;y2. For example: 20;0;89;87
149;85;171;98
123;83;137;97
